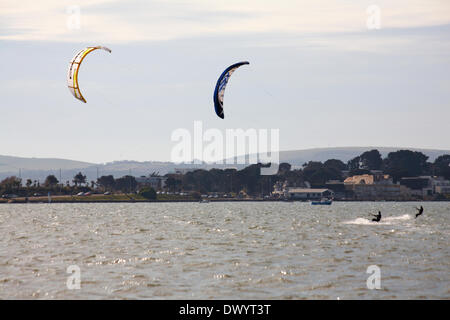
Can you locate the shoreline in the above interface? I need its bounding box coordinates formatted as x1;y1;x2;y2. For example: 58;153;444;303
0;198;448;204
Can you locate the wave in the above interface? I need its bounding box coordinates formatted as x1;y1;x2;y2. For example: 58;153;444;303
343;214;412;225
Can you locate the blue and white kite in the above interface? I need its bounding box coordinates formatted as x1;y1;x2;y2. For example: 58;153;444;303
213;61;249;119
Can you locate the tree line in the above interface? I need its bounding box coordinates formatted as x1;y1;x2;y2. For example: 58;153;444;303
1;149;449;197
165;149;449;194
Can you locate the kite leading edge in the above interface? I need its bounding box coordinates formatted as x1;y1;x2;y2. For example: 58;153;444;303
67;46;111;103
213;61;249;119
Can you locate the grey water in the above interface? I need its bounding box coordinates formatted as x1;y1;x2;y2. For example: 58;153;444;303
0;202;448;299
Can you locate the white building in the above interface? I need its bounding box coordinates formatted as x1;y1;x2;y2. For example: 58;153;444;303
400;176;450;197
285;188;334;200
431;177;450;195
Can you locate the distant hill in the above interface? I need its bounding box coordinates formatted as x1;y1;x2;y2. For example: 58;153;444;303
277;147;450;167
0;155;94;173
226;146;450;168
1;146;449;182
0;156;207;183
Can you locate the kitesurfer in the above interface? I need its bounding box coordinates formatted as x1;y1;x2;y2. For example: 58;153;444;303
415;206;424;219
371;211;382;222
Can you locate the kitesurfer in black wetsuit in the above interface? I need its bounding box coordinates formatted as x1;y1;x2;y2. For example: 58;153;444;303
415;206;424;219
371;211;382;222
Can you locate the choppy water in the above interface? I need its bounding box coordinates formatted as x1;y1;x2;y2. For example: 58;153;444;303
0;202;448;299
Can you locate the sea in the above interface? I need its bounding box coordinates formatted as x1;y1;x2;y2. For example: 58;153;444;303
0;202;448;299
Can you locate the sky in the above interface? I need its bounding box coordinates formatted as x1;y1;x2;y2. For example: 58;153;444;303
1;0;449;164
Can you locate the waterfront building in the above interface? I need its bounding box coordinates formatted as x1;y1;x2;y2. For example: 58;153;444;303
344;174;410;200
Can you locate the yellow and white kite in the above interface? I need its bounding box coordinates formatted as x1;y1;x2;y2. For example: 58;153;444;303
67;46;111;103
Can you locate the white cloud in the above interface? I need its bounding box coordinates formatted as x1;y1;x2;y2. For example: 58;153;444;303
1;0;449;43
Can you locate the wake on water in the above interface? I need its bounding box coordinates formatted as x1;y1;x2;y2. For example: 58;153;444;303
343;214;412;225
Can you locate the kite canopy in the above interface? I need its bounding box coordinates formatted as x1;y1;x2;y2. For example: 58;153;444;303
67;46;111;103
213;61;249;119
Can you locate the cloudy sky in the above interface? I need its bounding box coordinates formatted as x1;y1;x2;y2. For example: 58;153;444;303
1;0;449;163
